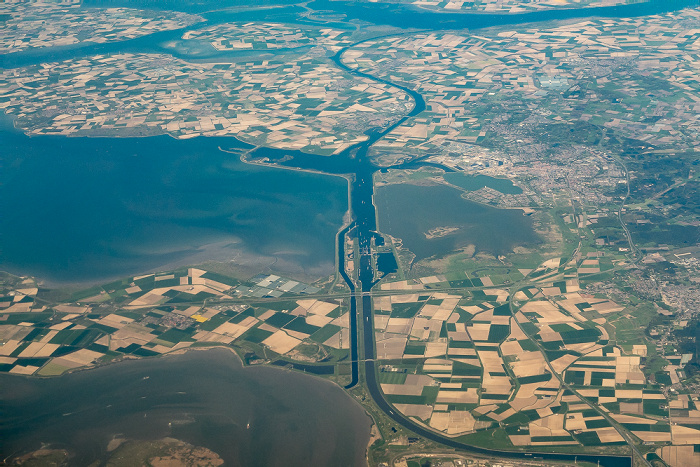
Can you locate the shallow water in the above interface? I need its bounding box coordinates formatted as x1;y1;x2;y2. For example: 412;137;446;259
0;349;371;466
376;183;540;262
0;130;347;284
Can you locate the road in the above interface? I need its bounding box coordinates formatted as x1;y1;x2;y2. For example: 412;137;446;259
331;40;634;467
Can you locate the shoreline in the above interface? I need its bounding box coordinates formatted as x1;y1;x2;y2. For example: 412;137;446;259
0;341;633;464
0;238;248;289
0;345;374;467
408;0;640;16
237;148;356;183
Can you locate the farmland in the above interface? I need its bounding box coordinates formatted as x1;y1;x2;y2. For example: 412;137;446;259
381;0;641;14
369;249;700;458
2;1;700;465
1;2;201;52
0;268;351;383
1;22;411;155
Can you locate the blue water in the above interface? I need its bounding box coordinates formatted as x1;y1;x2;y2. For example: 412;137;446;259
0;349;371;466
3;0;695;69
0;130;347;283
376;183;540;261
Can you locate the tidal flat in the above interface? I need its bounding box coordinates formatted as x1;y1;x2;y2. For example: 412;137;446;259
0;348;371;466
0;130;348;285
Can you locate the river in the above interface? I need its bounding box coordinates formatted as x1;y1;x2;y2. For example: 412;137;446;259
2;0;694;464
2;0;695;68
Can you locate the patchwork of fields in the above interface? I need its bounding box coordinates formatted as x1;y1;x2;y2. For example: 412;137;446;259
0;269;349;378
372;252;700;452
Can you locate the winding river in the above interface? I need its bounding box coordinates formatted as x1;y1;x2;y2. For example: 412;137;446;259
2;0;697;464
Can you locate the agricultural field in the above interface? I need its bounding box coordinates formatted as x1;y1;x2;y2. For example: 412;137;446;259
0;23;411;155
343;10;700;170
0;268;350;380
2;2;700;464
361;0;642;14
182;22;355;52
373;249;700;455
1;2;202;52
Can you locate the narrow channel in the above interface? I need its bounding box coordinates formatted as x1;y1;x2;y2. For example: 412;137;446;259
279;42;635;467
5;0;693;461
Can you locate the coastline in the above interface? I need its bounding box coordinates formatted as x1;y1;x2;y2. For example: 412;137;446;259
2;1;696;465
0;346;373;466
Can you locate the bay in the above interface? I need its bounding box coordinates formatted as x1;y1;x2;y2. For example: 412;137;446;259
0;130;348;284
0;348;371;466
